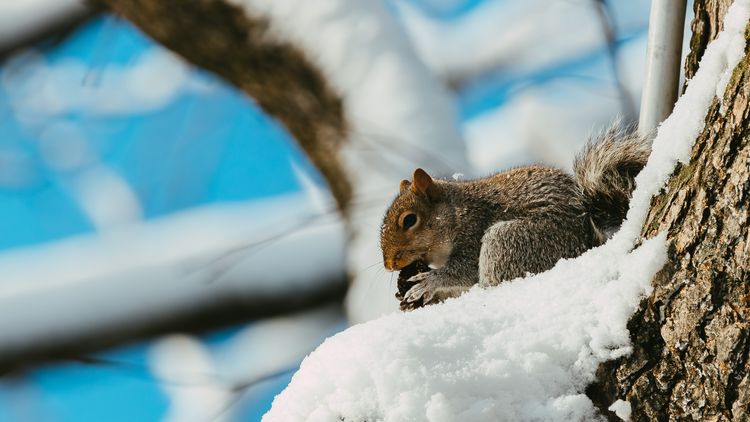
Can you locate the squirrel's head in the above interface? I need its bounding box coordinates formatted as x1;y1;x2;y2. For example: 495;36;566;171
380;168;453;272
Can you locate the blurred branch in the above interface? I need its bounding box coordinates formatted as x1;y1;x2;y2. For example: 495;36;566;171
445;0;639;121
95;0;352;212
592;0;637;120
0;2;100;61
0;279;346;375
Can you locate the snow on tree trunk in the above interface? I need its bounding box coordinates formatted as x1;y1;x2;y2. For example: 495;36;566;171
591;1;750;420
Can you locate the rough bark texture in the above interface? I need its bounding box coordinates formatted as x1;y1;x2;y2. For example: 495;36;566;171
591;2;750;420
97;0;351;211
684;0;734;82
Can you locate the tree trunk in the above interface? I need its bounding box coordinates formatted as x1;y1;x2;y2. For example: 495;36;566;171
97;0;352;211
593;1;750;420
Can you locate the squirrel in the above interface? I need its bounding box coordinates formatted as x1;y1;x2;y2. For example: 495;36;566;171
379;125;650;308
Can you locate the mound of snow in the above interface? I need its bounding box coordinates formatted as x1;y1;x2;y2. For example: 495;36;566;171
265;235;665;421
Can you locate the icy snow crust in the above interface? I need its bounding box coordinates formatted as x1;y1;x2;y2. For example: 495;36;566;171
263;0;750;420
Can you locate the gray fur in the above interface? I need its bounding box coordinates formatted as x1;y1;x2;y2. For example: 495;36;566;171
478;216;591;287
574;124;651;233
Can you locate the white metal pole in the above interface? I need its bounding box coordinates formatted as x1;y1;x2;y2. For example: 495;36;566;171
638;0;688;136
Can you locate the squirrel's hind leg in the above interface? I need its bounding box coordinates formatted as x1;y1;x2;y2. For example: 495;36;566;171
478;217;592;288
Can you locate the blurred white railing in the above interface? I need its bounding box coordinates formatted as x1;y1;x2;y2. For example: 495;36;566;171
639;0;688;135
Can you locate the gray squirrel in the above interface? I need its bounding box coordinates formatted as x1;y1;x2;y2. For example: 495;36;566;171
379;125;650;308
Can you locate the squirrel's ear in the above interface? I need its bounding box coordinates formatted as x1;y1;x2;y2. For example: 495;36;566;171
412;168;437;198
399;179;411;193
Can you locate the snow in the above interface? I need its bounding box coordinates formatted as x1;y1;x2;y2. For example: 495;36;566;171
69;165;143;228
0;47;219;231
151;335;233;422
2;48;210;117
1;47;211;230
0;0;87;50
264;235;666;421
151;305;343;422
229;0;470;322
262;1;750;420
608;399;631;421
0;194;345;356
462;71;646;173
401;0;653;175
394;0;649;83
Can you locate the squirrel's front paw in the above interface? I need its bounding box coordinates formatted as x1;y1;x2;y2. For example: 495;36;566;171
402;272;471;309
404;272;437;304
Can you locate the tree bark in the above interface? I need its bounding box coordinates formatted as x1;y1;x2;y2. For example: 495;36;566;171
97;0;352;211
592;2;750;420
684;0;735;82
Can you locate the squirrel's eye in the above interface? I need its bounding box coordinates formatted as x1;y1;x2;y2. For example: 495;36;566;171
401;213;418;230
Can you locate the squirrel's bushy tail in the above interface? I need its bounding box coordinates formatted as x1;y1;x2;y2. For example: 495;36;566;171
574;124;651;237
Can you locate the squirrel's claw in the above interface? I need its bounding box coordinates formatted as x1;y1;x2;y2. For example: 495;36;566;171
402;272;469;308
405;283;433;303
405;273;435;303
407;272;430;283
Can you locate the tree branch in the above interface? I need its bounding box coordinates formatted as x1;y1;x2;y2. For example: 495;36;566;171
97;0;352;211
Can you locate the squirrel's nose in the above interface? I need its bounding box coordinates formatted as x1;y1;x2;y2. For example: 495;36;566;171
384;252;401;272
384;251;405;272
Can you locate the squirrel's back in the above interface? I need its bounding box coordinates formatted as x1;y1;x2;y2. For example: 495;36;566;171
573;124;651;237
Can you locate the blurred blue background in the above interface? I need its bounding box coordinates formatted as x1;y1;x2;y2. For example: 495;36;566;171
0;16;321;251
